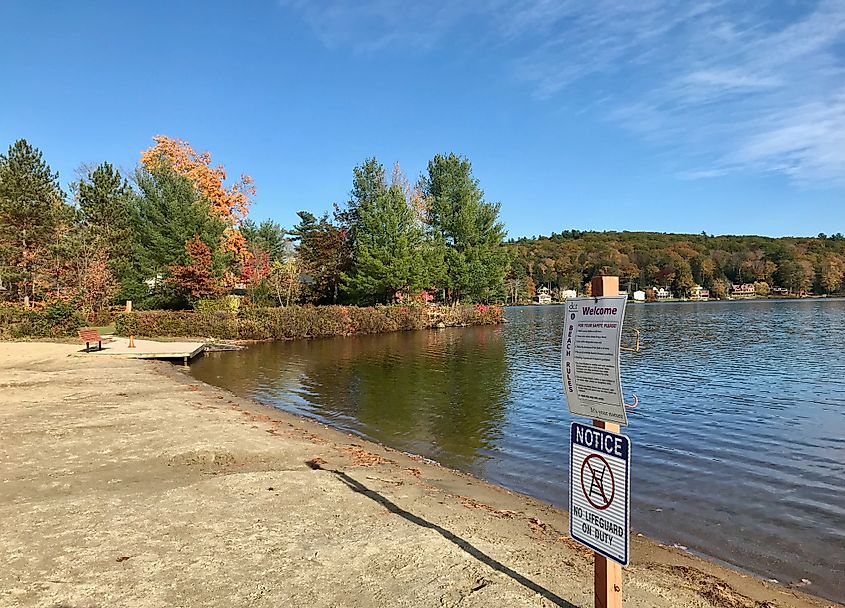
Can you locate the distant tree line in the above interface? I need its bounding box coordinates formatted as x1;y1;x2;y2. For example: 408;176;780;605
0;138;508;315
508;230;845;301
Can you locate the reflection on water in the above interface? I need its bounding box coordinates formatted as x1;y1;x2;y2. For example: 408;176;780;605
191;299;845;603
194;327;511;471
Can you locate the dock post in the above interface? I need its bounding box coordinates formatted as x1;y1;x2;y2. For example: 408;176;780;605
590;275;623;608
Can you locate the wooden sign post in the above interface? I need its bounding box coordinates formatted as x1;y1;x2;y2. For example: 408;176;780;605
590;275;622;608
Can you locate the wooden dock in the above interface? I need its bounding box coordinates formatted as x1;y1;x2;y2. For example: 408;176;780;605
71;336;206;365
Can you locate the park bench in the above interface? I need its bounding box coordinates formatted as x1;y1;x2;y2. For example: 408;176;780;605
78;329;105;352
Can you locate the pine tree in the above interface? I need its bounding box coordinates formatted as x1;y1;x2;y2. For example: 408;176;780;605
0;140;67;302
343;183;428;304
292;211;346;303
127;165;225;306
76;162;133;246
241;218;288;263
336;157;387;242
419;153;508;303
73;162;134;302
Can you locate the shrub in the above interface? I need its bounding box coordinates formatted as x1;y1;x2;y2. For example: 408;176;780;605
0;301;86;339
194;296;240;315
115;310;239;339
114;304;504;340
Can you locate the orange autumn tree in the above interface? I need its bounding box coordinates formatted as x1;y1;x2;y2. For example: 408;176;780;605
140;136;255;282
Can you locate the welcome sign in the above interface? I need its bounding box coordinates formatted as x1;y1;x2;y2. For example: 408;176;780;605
561;295;629;425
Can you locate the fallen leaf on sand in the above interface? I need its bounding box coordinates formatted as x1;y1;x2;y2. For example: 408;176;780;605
458;496;518;518
340;446;393;467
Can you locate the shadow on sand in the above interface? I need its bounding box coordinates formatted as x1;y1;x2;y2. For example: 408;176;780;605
311;462;577;608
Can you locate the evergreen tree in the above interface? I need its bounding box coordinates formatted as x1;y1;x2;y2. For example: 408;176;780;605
0;140;67;301
292;211;346;303
289;211;318;242
76;163;133;243
343;183;428;304
241;218;288;262
74;162;134;300
336;157;387;241
419;153;508;303
127;165;225;306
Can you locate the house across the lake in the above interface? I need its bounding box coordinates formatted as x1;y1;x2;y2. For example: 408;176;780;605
731;283;756;298
690;285;709;300
535;286;552;304
771;287;790;297
654;286;672;300
560;289;577;300
633;290;646;301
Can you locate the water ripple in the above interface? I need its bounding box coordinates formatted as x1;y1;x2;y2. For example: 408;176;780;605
191;299;845;603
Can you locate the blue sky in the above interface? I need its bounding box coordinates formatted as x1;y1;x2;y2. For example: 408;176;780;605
1;1;843;238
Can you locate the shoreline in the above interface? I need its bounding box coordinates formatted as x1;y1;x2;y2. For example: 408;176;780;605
0;342;838;608
505;295;844;307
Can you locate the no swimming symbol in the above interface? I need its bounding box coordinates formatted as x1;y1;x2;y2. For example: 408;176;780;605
580;454;615;510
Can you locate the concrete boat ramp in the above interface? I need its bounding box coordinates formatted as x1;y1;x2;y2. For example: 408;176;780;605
70;336;207;365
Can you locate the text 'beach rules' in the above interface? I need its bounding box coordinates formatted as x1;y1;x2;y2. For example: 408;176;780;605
561;295;629;425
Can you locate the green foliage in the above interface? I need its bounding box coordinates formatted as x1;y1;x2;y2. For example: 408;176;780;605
343;170;429;304
0;301;85;338
509;230;845;299
0;139;68;300
419;153;508;303
193;295;240;315
75;162;133;247
126;165;227;307
291;211;347;304
115;309;239;339
113;304;504;340
241;218;288;262
70;162;134;309
337;157;387;241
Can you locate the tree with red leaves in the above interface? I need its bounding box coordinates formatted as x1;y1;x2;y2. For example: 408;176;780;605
167;235;222;301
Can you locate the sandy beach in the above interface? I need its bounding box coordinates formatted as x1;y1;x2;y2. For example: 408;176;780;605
0;342;837;608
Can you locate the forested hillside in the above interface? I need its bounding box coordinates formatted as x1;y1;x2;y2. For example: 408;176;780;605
507;230;845;302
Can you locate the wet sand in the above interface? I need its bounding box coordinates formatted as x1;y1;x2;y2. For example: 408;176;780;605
0;342;838;608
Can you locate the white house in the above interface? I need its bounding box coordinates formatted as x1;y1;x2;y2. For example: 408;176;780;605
655;287;672;299
560;289;577;300
633;290;646;301
535;286;552;304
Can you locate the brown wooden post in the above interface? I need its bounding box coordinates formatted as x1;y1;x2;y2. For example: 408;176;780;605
589;274;623;608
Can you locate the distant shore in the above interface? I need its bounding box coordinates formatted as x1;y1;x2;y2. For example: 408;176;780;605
0;342;837;608
506;295;843;307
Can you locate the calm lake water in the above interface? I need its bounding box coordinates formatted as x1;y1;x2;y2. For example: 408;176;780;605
190;299;845;602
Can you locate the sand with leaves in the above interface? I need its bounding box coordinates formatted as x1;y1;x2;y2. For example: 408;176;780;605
0;342;837;608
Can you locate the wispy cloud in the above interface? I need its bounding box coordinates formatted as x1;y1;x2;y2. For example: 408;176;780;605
279;0;845;185
277;0;479;53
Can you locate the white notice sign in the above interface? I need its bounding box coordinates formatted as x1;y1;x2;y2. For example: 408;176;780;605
570;421;630;565
561;296;628;425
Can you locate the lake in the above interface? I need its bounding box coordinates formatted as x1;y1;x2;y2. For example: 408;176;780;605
190;299;845;603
